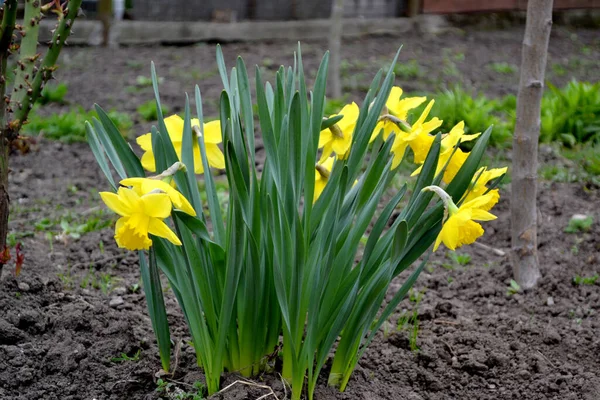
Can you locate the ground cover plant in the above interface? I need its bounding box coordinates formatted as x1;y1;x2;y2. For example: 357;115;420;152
87;45;505;399
408;80;600;148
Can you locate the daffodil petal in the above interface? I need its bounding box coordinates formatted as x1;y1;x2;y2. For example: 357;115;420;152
203;120;223;144
141;193;172;219
206;144;226;169
136;133;152;151
415;100;435;126
118;187;142;210
148;218;182;246
164;115;185;142
140;151;157;172
385;86;403;112
318;129;333;148
100;192;131;216
470;209;497;222
191;144;206;175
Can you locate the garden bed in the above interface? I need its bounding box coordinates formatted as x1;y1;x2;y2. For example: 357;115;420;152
1;26;599;399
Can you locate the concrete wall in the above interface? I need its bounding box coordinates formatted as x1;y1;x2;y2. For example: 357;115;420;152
130;0;406;21
40;17;430;45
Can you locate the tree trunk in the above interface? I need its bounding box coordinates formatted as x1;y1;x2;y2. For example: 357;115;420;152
511;0;553;290
328;0;344;99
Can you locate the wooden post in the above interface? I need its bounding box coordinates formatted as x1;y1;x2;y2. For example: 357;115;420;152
407;0;420;17
328;0;344;99
511;0;554;290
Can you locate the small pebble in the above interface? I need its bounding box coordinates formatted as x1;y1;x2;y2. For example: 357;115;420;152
109;296;124;308
17;282;30;292
547;296;555;306
112;287;127;296
517;369;531;380
571;214;589;221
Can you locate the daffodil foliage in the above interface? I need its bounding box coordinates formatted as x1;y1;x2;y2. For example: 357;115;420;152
86;45;505;400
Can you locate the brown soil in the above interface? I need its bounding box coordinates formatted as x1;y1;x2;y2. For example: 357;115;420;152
1;26;599;400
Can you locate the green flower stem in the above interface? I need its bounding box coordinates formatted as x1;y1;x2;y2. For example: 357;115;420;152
378;114;412;133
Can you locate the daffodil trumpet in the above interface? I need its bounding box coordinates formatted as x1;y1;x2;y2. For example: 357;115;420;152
422;185;497;251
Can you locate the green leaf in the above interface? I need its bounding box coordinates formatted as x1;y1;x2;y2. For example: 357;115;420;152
321;114;344;130
91;117;127;180
94;104;144;178
446;126;492;201
216;44;230;93
195;86;226;244
85;122;116;189
180;95;204;214
139;249;171;372
392;221;408;260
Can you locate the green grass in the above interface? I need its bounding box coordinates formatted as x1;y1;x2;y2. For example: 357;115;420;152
406;80;600;150
324;97;349;117
540;81;600;145
110;349;141;363
23;107;133;143
155;379;206;400
448;251;472;266
394;60;422;80
126;60;144;70
81;268;121;294
539;144;600;185
488;62;517;75
411;86;513;147
137;99;170;122
396;289;424;353
31;208;115;241
39;83;68;105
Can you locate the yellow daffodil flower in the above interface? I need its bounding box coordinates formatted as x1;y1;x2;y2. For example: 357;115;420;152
318;102;359;162
390;100;443;169
463;167;507;210
100;186;181;250
370;86;426;142
136;115;225;174
423;185;497;251
411;121;481;182
120;177;196;216
313;156;335;203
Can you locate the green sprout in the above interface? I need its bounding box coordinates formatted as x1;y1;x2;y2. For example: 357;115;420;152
449;251;472;266
572;274;598;286
565;215;594;233
507;279;521;296
110;349;141;363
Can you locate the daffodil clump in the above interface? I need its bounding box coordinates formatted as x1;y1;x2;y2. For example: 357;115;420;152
87;45;505;400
